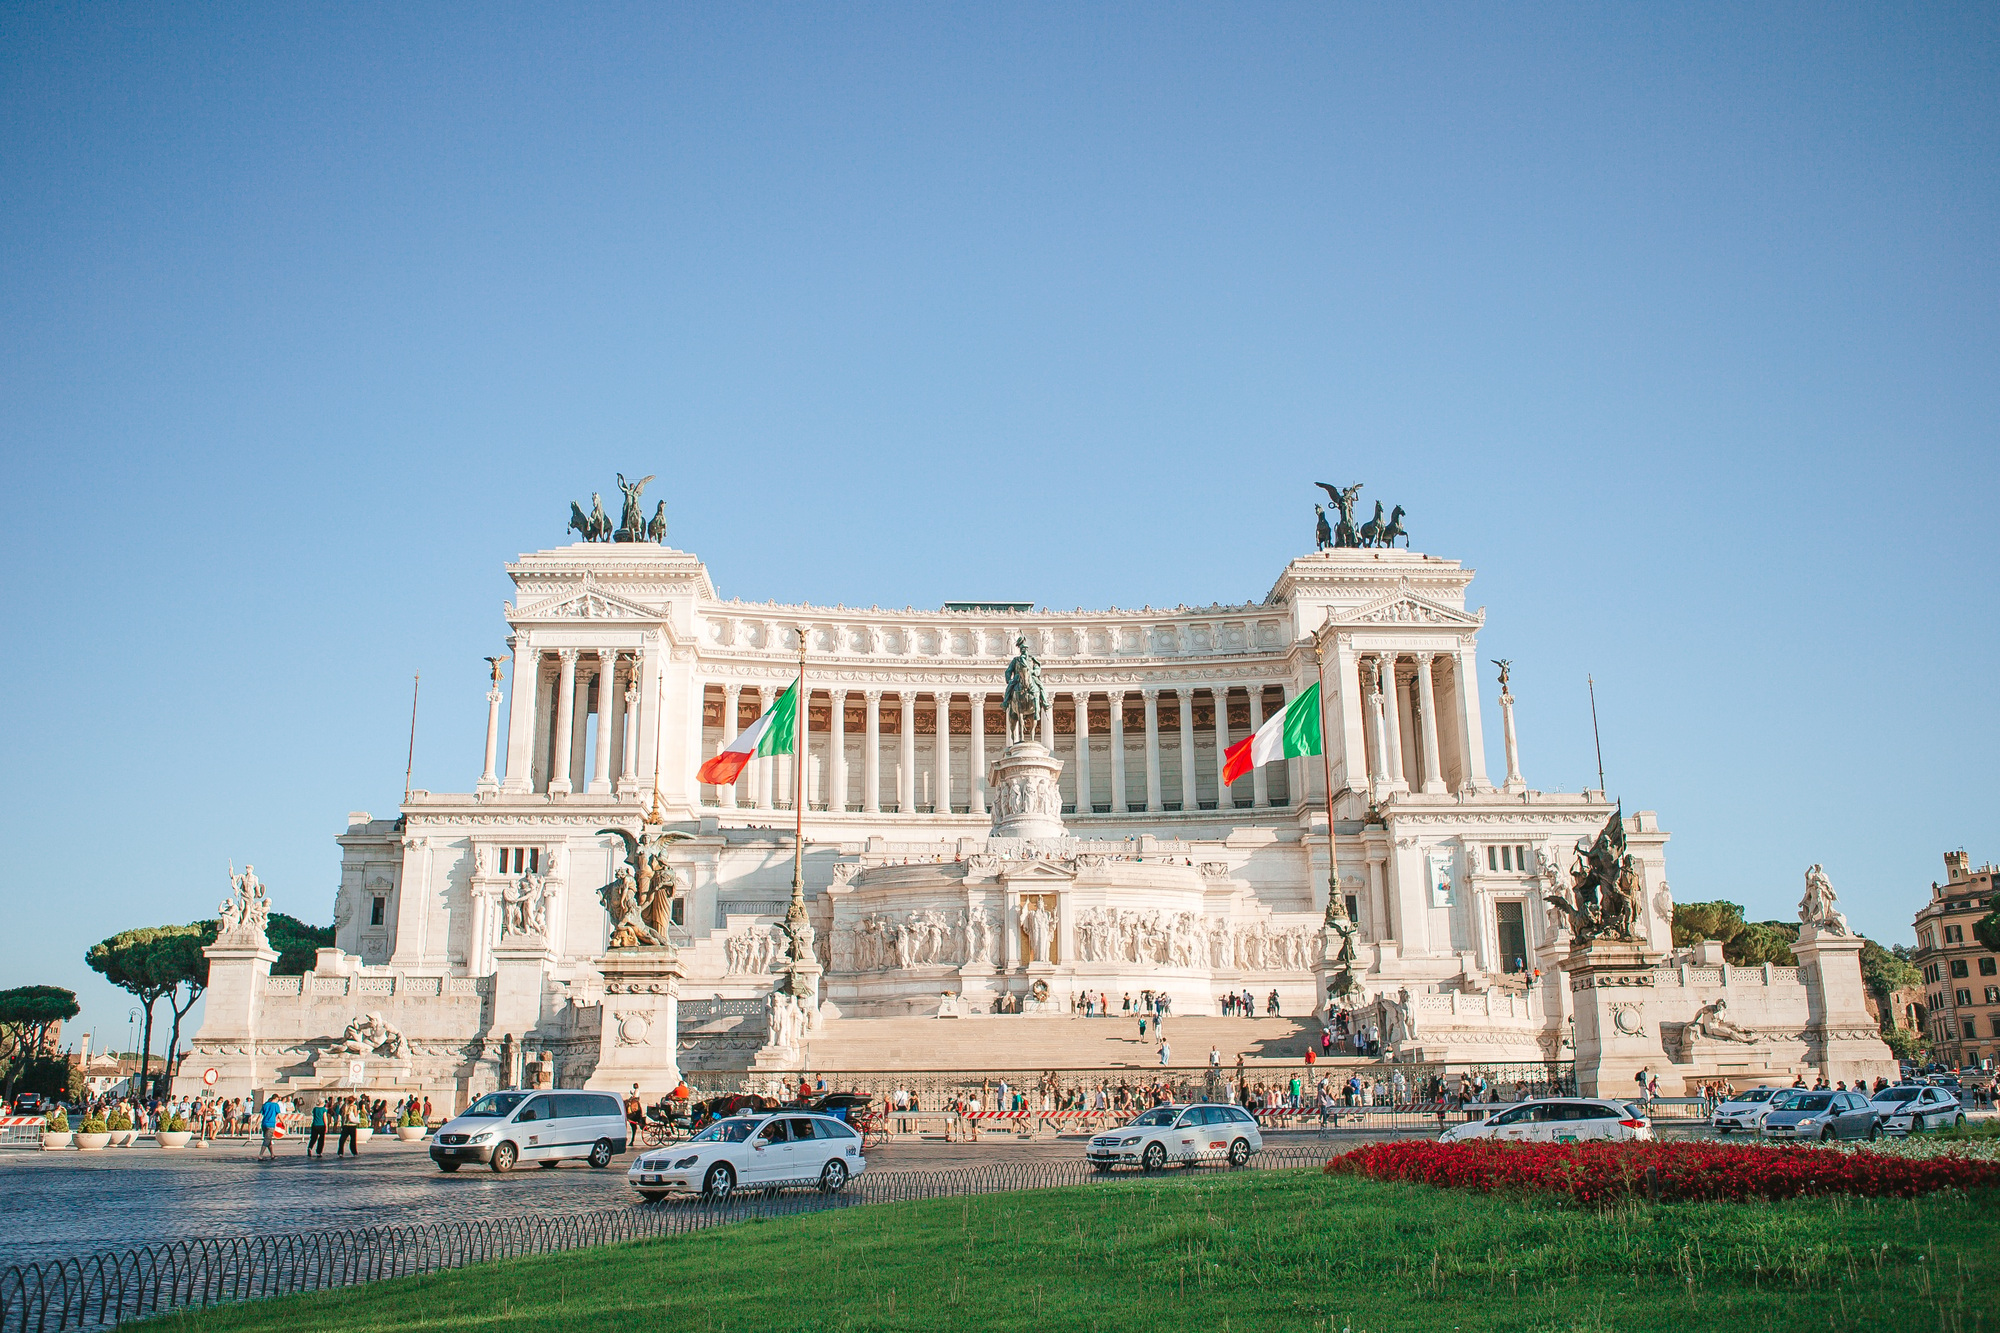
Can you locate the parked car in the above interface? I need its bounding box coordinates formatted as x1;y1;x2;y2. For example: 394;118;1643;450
1868;1084;1966;1135
627;1111;865;1200
1759;1089;1878;1141
12;1093;47;1116
430;1089;629;1173
1439;1098;1651;1144
1710;1087;1783;1134
1085;1103;1263;1171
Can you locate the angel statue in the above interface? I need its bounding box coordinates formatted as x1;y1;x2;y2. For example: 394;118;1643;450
614;472;656;543
598;824;695;949
1314;482;1363;548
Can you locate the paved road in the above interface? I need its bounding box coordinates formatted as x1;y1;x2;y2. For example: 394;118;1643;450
0;1129;1365;1268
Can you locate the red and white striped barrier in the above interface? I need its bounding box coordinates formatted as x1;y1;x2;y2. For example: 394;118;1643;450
0;1116;48;1127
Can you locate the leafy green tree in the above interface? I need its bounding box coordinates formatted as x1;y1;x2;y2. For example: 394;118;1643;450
85;928;186;1096
1860;937;1921;1022
267;913;335;976
1882;1025;1926;1063
1671;901;1747;949
1976;910;2000;956
1725;921;1800;967
0;985;79;1099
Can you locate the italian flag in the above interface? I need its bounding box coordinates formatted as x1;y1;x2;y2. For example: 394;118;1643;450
696;680;799;787
1221;681;1322;787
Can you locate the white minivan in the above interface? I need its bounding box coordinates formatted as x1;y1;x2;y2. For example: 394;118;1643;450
431;1089;630;1173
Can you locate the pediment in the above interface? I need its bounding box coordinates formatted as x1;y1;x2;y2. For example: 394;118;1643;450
514;573;659;622
996;858;1078;883
1333;583;1483;628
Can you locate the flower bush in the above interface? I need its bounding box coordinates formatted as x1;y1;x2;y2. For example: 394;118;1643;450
1325;1139;2000;1204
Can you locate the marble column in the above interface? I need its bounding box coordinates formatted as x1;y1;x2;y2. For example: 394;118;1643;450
1040;696;1056;752
548;648;579;795
1248;686;1269;809
468;887;491;976
827;689;848;811
968;692;988;815
720;686;741;808
619;664;639;789
501;636;536;793
588;656;615;794
1108;690;1129;814
1367;658;1390;789
755;686;777;809
1453;647;1493;793
1414;653;1446;793
1141;688;1162;812
1499;684;1525;793
933;692;952;813
478;665;503;794
1212;686;1234;810
1176;691;1197;811
897;691;916;813
1378;653;1407;790
1070;691;1090;815
862;690;882;813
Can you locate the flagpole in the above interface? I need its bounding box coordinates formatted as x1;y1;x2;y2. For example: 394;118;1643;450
1310;630;1341;914
784;632;811;990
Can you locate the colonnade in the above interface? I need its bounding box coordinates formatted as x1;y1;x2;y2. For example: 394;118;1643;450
1354;648;1490;796
495;643;645;796
698;684;1304;816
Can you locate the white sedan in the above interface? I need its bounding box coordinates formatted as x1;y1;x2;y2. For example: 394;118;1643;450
1440;1098;1652;1144
1869;1084;1967;1136
627;1111;866;1200
1710;1087;1783;1134
1086;1104;1263;1171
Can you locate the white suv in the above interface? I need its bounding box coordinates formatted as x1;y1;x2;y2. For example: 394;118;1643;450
430;1089;629;1173
628;1111;866;1200
1869;1084;1966;1136
1086;1104;1263;1172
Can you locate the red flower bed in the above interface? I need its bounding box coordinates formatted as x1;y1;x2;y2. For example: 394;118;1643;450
1324;1139;2000;1204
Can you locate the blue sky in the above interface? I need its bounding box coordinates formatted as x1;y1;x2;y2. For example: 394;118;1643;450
3;4;1995;1056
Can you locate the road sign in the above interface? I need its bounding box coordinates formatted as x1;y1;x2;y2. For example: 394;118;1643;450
202;1068;218;1087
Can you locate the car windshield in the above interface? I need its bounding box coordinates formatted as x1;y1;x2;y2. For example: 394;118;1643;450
1772;1092;1834;1112
1731;1089;1776;1104
1128;1108;1179;1128
461;1093;529;1119
1873;1088;1923;1104
691;1117;759;1144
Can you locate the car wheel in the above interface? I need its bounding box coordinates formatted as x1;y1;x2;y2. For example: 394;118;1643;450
1819;1127;1835;1142
435;1161;461;1173
589;1139;615;1169
1142;1142;1166;1172
702;1162;735;1201
1867;1121;1881;1141
1228;1138;1252;1167
820;1160;848;1194
1955;1114;1967;1130
490;1141;517;1173
1715;1126;1731;1135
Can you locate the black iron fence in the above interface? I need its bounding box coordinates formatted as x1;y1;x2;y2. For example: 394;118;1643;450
0;1147;1333;1333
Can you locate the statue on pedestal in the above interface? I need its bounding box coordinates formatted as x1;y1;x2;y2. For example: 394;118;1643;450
1798;863;1850;936
1002;636;1048;745
598;825;693;950
1543;806;1643;943
218;863;271;945
613;472;656;542
1690;997;1759;1044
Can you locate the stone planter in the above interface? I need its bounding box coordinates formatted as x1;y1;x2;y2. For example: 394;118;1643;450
352;1128;373;1146
110;1129;138;1147
158;1131;193;1149
41;1132;72;1150
75;1132;111;1151
394;1126;425;1142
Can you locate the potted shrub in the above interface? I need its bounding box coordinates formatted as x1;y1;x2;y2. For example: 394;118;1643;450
75;1115;111;1151
158;1113;192;1149
395;1108;426;1142
107;1108;135;1147
41;1110;72;1150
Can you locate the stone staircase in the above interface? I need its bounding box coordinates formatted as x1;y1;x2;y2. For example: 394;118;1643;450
803;1013;1319;1071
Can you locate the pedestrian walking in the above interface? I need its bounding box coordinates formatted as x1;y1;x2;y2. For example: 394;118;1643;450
1157;1039;1171;1066
257;1093;280;1160
306;1100;327;1156
624;1086;644;1143
336;1097;361;1156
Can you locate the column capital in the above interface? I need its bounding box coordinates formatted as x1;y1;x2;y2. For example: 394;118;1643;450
829;687;849;702
557;646;579;664
1413;650;1436;667
723;682;741;696
968;690;988;703
759;684;777;701
1141;686;1159;701
864;688;884;703
1107;687;1128;702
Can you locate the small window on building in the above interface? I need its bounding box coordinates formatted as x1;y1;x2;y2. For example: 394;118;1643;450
1946;925;1964;944
1986;987;1999;1005
1982;958;1997;976
1958;988;1973;1007
1487;846;1498;871
1952;959;1970;978
1965;1019;1979;1040
1344;893;1360;924
370;896;386;927
1502;846;1514;871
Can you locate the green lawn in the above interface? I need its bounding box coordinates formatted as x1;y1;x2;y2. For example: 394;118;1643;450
145;1171;1995;1333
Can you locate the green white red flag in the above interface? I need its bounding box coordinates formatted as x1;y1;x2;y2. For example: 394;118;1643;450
1220;681;1322;787
696;680;798;786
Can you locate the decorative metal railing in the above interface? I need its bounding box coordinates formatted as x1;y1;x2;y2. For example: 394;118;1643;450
0;1149;1333;1332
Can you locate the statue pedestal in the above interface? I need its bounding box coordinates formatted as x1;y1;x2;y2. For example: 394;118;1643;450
583;948;683;1102
988;742;1066;841
182;936;278;1099
1793;927;1898;1086
491;938;556;1036
1560;937;1663;1099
